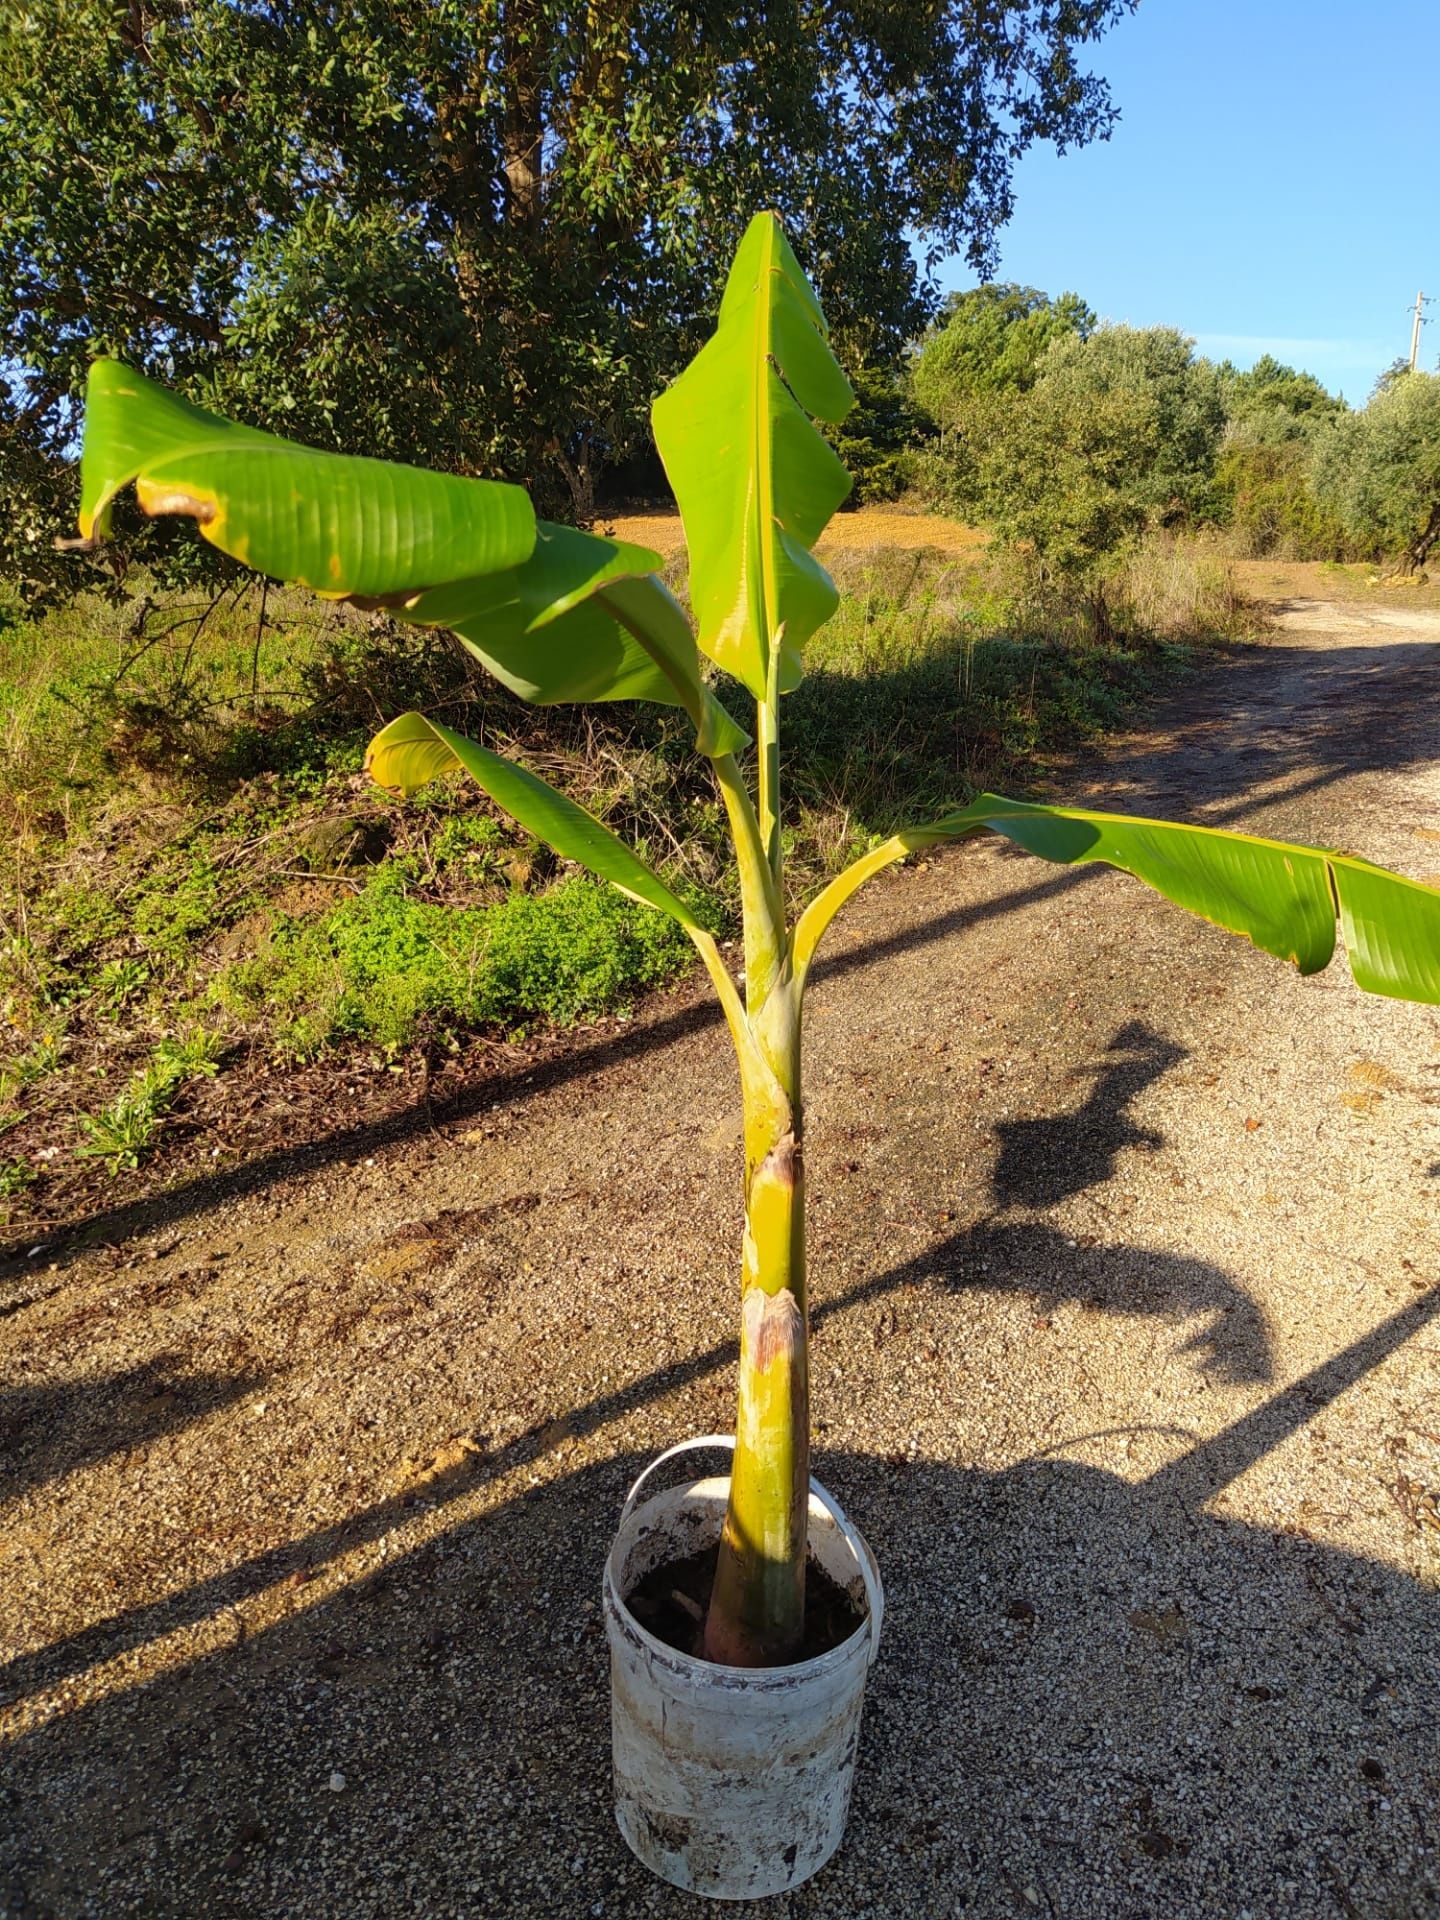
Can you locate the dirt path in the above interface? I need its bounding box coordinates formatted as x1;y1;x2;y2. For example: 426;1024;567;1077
4;601;1439;1920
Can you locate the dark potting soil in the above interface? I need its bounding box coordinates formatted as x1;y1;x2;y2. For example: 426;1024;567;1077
624;1546;865;1664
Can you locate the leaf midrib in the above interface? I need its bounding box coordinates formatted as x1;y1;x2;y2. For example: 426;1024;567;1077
751;217;778;676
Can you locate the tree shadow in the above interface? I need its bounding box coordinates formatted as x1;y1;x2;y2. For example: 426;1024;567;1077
0;1220;1284;1741
0;1361;268;1507
5;1345;1438;1917
991;1019;1184;1211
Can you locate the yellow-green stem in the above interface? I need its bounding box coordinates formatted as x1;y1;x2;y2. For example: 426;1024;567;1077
756;684;781;888
701;659;812;1666
712;749;784;1009
702;1046;809;1667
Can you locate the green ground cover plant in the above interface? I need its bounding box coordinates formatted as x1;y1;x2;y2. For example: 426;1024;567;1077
1;523;1233;1157
70;214;1440;1675
75;1026;224;1175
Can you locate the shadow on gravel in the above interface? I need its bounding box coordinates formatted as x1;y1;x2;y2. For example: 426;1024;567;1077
0;1362;267;1507
933;1219;1272;1386
0;1225;1281;1718
6;1289;1438;1919
991;1020;1184;1212
6;1312;1440;1917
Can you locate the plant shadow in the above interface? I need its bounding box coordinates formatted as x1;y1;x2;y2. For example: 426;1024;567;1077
5;1430;1436;1919
990;1019;1183;1212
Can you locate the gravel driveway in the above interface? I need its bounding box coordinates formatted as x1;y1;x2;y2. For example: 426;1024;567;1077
3;598;1439;1920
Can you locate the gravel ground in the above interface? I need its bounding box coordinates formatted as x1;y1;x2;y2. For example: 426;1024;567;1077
2;598;1439;1920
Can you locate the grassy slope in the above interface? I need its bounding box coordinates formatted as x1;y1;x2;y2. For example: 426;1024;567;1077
0;531;1257;1232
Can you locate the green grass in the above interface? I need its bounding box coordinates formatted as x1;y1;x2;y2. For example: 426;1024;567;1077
211;862;707;1060
0;533;1255;1200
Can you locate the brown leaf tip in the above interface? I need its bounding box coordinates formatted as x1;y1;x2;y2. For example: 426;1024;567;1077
136;483;218;524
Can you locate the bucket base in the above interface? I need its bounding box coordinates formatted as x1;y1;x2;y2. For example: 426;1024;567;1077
604;1445;882;1901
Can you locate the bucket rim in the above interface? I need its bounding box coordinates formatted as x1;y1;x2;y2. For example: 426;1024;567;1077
603;1473;881;1689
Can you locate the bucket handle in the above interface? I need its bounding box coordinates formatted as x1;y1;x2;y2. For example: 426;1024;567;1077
619;1434;884;1660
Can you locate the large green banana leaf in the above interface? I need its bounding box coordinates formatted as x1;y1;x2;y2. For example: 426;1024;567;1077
652;212;854;699
77;359;534;592
74;362;745;754
365;713;706;929
397;522;748;757
794;793;1440;1004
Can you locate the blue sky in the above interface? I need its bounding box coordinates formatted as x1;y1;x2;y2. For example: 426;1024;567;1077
934;0;1438;402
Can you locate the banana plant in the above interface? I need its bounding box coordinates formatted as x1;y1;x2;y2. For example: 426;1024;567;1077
74;214;1440;1668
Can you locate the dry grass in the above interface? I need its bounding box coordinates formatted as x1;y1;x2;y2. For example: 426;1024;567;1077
601;504;989;559
1110;537;1258;645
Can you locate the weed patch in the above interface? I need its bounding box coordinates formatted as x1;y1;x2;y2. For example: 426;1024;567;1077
75;1028;225;1175
213;864;703;1059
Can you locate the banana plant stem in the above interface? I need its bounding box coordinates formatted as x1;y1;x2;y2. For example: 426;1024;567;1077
702;666;812;1667
703;991;809;1667
757;693;781;889
712;749;784;1010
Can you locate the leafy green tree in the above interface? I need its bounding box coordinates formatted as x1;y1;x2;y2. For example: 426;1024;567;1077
0;377;69;611
1313;370;1440;572
1042;327;1227;523
1220;353;1342;425
0;0;1137;593
910;283;1095;423
924;325;1227;612
1205;357;1345;559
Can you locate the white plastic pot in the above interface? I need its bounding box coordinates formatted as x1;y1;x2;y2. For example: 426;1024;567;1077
603;1436;884;1901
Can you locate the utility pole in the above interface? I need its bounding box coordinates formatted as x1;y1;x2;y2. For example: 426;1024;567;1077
1409;289;1430;372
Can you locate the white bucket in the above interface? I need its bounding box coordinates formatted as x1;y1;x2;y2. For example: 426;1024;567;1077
603;1436;884;1901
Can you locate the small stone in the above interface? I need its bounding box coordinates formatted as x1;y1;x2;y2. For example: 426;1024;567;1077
328;1772;347;1793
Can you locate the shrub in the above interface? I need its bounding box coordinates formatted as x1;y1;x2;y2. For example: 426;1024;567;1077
1312;370;1440;572
1215;415;1350;559
919;326;1228;614
824;365;931;506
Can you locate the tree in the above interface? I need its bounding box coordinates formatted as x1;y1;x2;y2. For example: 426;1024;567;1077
1214;416;1350;560
910;282;1095;423
821;363;930;506
923;325;1227;614
1219;353;1342;426
1312;370;1440;573
0;0;1137;589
